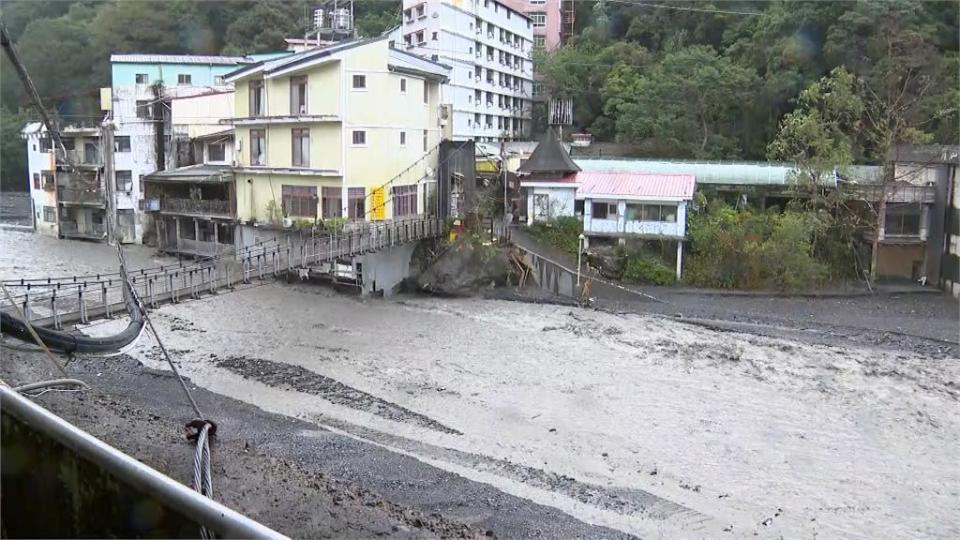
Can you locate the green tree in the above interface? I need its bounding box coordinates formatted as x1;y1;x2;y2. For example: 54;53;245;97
602;45;758;158
222;0;307;55
767;67;863;187
16;14;100;114
0;107;29;192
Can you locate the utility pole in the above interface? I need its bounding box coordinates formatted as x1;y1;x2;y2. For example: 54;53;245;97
102;122;117;245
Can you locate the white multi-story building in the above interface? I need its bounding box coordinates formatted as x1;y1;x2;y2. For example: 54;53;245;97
398;0;533;142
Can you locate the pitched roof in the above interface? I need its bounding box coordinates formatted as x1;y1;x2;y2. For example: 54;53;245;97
518;128;581;175
576;158;842;187
110;54;252;65
576;171;696;200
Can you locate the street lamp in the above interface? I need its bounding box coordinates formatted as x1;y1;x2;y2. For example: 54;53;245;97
576;233;585;288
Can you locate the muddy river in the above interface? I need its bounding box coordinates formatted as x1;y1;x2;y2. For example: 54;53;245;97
3;228;958;538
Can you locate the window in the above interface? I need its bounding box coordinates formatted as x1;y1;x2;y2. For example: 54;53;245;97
322;187;342;218
208;142;226;162
534;194;549;218
531;12;546;27
135;73;149;84
177;73;192;85
249;80;265;116
281;185;317;218
415;31;424;44
423;81;429;103
116;170;133;192
352;74;366;89
416;4;425;17
214;75;225;85
250;129;266;165
530;0;545;4
292;128;310;167
43;206;56;223
61;138;75;150
400;131;407;146
534;36;545;49
139;174;145;194
136;100;152;119
391;185;418;218
41;171;55;191
422;130;428;151
351;130;366;146
290;75;308;114
400;78;406;93
625;203;677;222
592;202;617;219
348;187;365;219
33;173;40;189
432;32;438;41
404;8;412;21
114;136;131;152
39;137;52;152
532;82;543;96
885;203;921;237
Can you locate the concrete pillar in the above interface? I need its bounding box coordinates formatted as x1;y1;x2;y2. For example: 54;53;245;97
617;200;626;234
213;220;219;244
174;217;181;250
526;191;534;225
676;240;684;281
194;218;200;242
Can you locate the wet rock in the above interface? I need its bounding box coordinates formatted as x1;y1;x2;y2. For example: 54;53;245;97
416;237;511;296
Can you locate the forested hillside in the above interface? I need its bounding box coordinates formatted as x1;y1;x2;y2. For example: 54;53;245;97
1;0;957;190
538;0;958;161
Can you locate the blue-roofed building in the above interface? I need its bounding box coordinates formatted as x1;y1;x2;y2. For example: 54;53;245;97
106;53;291;243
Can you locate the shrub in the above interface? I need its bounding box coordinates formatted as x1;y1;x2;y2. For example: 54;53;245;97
685;199;833;290
528;216;583;257
623;255;675;285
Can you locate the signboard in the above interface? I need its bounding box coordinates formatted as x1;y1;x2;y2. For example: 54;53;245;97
370;187;385;220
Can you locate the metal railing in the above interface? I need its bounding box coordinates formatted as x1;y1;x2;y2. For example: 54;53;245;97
58;187;105;205
161;198;231;216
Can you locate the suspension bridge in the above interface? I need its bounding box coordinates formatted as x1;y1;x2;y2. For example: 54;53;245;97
1;217;444;331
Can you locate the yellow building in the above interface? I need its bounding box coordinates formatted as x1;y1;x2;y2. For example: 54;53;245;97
224;37;450;224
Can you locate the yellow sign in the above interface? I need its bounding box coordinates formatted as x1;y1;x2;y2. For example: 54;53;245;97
370;187;385;220
100;87;112;111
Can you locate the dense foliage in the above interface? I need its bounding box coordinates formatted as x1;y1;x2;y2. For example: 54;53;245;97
527;216;583;258
684;199;846;290
539;0;958;160
622;255;675;285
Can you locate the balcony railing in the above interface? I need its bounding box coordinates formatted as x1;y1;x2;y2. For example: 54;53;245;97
56;148;100;166
58;187;105;205
161;198;231;216
59;221;106;239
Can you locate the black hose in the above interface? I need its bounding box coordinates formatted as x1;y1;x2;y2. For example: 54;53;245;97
0;283;145;355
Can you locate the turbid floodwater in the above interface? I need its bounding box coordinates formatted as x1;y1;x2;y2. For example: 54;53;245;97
2;228;959;538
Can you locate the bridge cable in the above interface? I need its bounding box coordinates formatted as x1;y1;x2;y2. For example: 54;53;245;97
0;283;69;377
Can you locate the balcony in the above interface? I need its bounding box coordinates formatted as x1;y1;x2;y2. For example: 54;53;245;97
56;148;100;168
160;198;231;216
59;221;106;240
57;187;105;206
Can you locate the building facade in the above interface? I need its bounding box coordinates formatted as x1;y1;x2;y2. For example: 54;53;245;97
225;37;449;231
515;0;572;52
107;54;258;243
399;0;533;142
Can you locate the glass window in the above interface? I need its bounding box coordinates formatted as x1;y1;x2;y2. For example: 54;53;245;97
348;187;365;220
422;130;428;151
136;100;152;119
61;138;75;150
135;73;149;84
400;131;406;146
114;136;131;152
352;74;366;89
39;137;52;152
33;173;40;190
352;130;366;145
642;204;660;221
531;12;546;27
423;81;429;103
290;75;308;114
207;142;226;162
43;206;56;223
592;202;616;219
391;185;418;218
116;170;133;192
884;203;921;236
534;36;545;49
250;129;266;165
321;186;342;218
400;78;406;93
177;73;192;85
249;80;265;116
292;128;310;167
661;205;677;222
281;185;317;218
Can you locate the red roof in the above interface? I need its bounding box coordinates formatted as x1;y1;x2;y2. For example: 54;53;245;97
575;171;696;199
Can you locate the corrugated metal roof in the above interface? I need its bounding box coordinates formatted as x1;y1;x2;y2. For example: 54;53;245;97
576;171;696;200
576;158;813;186
110;54;251;65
